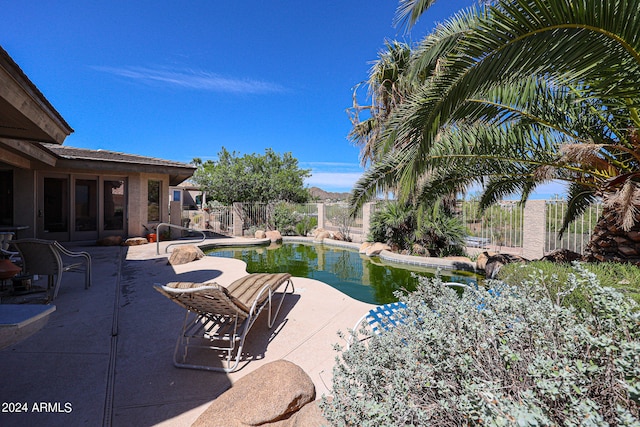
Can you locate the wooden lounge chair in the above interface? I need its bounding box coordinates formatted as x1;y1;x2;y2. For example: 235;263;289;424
12;239;92;301
155;272;294;373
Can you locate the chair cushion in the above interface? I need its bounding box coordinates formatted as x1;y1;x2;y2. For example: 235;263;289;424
160;281;248;317
225;273;292;311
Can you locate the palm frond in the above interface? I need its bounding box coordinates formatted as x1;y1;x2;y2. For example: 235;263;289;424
559;183;598;236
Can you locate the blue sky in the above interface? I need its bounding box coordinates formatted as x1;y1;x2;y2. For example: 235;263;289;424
2;0;565;197
1;1;484;192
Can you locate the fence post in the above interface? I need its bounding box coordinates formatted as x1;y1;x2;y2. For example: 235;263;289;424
522;200;546;260
233;202;243;237
361;202;374;241
317;203;325;230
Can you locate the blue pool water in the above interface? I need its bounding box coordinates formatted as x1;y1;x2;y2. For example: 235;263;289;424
206;242;479;305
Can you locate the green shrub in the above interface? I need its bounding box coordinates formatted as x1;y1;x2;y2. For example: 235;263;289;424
499;261;640;308
323;265;639;426
295;215;317;236
369;201;466;257
273;202;298;235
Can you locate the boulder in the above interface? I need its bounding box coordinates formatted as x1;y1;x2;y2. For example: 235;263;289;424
365;242;391;257
191;360;316;427
412;243;428;256
314;231;331;242
167;245;204;266
540;249;582;263
124;237;148;246
255;230;267;239
475;251;497;270
96;235;123;246
287;400;329;427
484;253;527;279
332;231;345;241
359;242;373;254
265;230;283;243
311;228;326;238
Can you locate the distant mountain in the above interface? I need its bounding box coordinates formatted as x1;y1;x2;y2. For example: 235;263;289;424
308;186;351;201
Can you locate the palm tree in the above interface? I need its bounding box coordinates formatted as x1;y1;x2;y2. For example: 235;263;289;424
349;0;640;263
348;41;414;167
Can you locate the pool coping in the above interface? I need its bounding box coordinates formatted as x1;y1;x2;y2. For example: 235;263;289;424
284;236;478;272
198;235;478;273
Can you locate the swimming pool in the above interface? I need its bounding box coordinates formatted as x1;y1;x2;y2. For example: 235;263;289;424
206;242;479;305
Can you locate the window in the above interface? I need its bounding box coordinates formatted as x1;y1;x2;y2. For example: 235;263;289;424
148;180;161;222
104;179;125;230
75;179;98;231
172;189;181;202
44;177;69;232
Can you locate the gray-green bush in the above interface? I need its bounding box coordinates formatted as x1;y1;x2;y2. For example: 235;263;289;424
323;265;639;426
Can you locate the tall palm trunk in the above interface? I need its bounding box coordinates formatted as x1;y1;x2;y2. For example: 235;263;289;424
584;205;640;265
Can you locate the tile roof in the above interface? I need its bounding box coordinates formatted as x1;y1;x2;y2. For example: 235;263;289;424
41;143;195;169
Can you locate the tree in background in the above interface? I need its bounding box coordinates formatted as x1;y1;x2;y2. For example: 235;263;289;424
192;147;311;204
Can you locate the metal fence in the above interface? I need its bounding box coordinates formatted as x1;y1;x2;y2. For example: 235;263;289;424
181;204;233;235
324;203;363;241
545;197;601;254
460;200;524;251
180;198;603;256
181;202;319;237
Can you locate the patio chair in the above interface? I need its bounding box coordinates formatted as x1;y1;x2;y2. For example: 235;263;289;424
347;282;476;349
347;301;408;349
154;272;295;373
12;239;92;300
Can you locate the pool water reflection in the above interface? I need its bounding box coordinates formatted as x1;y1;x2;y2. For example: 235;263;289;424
206;242;479;305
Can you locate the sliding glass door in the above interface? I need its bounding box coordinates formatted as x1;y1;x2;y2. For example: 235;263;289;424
38;174;127;241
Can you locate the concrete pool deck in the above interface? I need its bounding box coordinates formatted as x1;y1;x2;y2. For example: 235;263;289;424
0;237;376;426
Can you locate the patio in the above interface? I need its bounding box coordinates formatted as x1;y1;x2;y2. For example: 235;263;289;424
0;238;373;426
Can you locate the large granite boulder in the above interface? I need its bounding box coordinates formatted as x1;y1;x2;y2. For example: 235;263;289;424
191;360;317;427
265;230;283;243
359;242;373;254
365;242;391;256
311;228;326;238
287;400;328;427
168;245;204;266
314;231;331;242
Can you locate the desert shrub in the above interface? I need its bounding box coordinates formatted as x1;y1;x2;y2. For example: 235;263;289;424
323;265;639;426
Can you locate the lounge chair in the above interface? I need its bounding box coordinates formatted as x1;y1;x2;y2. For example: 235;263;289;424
155;272;295;373
12;239;92;300
348;282;476;349
347;301;408;349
